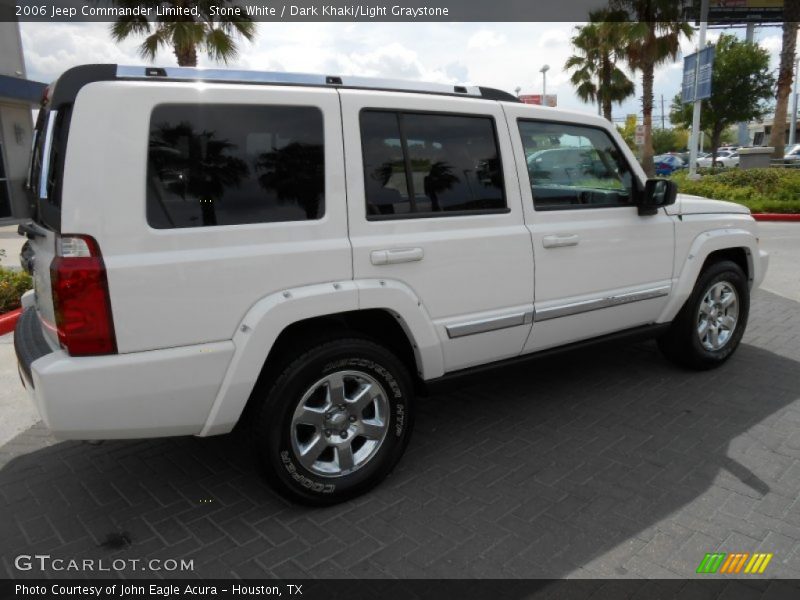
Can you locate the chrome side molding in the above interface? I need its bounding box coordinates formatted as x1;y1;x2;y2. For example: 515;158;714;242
446;310;534;339
534;286;671;322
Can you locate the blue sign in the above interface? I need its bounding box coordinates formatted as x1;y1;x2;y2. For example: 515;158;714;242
682;46;715;103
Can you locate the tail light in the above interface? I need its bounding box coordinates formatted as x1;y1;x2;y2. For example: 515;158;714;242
50;234;117;356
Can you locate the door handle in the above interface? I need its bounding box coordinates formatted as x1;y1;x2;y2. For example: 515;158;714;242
542;234;579;249
371;247;424;265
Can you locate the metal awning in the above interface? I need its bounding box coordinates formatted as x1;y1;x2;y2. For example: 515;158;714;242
0;74;46;105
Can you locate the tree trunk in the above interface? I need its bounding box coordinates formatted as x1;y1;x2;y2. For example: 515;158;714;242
601;55;613;122
174;44;198;67
597;55;611;121
641;62;655;177
769;19;799;158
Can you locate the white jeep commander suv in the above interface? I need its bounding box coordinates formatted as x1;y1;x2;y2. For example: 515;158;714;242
15;65;768;504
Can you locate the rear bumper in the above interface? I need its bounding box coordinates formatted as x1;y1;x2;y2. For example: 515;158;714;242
15;309;235;439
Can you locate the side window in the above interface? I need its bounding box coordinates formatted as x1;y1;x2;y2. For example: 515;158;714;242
360;110;506;218
360;111;411;215
518;120;634;210
147;104;324;229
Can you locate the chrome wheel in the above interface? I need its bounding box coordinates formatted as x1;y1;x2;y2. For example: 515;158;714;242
290;370;390;478
697;281;739;351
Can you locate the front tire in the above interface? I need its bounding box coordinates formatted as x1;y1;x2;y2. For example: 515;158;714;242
251;338;414;505
658;260;750;370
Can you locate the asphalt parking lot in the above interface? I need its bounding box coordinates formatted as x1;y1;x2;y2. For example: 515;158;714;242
0;223;798;585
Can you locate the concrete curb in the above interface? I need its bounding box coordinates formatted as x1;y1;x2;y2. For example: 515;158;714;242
0;308;21;336
753;213;800;222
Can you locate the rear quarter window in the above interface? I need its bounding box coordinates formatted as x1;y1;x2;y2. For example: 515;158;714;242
147;104;325;229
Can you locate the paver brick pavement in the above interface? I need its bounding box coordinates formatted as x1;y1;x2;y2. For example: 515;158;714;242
0;291;799;586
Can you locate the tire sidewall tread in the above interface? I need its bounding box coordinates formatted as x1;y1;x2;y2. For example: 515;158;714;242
659;260;750;370
251;337;414;506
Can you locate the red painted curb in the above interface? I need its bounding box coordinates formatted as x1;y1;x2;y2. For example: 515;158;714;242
0;308;22;336
752;213;800;222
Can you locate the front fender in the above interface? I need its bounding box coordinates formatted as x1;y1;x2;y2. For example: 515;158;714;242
199;279;444;436
657;227;761;324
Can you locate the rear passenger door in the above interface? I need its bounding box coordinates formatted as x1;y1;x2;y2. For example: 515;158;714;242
340;90;534;372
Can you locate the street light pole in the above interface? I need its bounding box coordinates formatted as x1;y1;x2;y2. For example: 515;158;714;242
689;0;709;179
540;64;550;104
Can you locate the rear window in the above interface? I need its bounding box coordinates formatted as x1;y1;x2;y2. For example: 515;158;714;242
28;107;69;231
147;104;324;229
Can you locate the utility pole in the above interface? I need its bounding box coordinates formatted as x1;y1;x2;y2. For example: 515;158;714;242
661;95;665;129
689;0;709;179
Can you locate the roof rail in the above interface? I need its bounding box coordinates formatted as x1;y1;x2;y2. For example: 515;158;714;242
115;65;519;102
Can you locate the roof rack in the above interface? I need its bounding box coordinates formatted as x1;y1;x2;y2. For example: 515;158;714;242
115;65;519;102
46;64;519;108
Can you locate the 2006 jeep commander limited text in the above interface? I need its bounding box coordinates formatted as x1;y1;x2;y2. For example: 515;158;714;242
15;65;768;504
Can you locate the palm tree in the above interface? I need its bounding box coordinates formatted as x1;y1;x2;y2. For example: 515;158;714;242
565;12;635;122
110;0;255;67
769;0;800;158
613;0;693;177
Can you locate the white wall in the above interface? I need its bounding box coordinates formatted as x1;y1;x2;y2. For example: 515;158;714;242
0;22;26;78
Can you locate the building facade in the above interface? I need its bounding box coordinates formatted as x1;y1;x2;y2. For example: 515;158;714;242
0;20;45;222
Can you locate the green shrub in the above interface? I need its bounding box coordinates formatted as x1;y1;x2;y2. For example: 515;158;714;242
0;267;32;314
671;168;800;213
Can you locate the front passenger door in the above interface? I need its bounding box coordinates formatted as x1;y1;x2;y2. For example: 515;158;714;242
507;116;675;353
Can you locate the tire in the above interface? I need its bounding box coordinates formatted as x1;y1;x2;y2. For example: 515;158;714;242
658;260;749;370
251;337;414;505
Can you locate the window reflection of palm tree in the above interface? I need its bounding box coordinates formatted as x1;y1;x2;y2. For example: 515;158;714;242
149;122;248;226
423;161;459;212
255;143;324;219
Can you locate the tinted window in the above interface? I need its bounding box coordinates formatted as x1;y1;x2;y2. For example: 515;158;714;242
28;108;69;230
519;121;634;210
147;104;324;229
361;112;410;216
361;110;506;218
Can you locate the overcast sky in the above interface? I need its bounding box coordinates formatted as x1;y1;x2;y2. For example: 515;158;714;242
19;21;784;123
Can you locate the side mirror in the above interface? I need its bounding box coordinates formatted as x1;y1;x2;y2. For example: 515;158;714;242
638;178;677;216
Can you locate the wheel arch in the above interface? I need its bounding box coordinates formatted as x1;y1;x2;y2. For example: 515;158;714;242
658;228;759;324
198;280;444;436
700;247;752;286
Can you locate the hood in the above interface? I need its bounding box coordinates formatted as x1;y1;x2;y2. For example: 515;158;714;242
666;194;751;217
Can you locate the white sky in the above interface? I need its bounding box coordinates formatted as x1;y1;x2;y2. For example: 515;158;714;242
19;21;785;123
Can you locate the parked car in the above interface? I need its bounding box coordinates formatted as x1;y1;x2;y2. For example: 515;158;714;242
675;151;709;164
784;145;800;163
15;65;769;505
653;154;685;175
697;150;739;168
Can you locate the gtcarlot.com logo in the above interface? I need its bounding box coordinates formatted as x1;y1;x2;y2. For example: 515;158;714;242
697;552;773;575
14;554;194;572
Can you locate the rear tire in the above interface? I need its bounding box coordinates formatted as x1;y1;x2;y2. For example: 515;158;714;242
658;260;749;370
251;337;414;505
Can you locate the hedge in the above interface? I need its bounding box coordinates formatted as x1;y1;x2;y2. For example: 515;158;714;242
671;168;800;214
